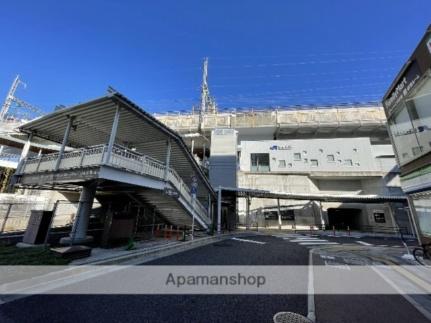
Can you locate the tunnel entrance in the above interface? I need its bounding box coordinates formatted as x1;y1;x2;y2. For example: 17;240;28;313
327;208;362;230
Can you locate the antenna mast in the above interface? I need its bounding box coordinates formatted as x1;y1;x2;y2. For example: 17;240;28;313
200;57;217;115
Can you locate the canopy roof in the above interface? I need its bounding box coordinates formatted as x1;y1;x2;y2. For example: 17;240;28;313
220;186;407;203
19;92;215;199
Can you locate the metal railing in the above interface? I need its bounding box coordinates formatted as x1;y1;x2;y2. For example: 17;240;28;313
18;144;211;225
0;153;20;163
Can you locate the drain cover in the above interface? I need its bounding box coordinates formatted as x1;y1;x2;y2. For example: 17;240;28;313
273;312;312;323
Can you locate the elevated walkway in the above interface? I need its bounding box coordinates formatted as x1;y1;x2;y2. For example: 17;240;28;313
14;91;216;243
17;144;211;229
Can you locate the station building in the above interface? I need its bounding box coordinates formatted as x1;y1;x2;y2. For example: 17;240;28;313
156;105;412;233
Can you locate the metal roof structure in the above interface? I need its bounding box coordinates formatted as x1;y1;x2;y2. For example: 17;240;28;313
219;186;407;203
19;92;216;200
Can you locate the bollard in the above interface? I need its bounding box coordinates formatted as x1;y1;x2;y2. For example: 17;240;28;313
333;225;335;237
347;226;350;236
310;225;312;235
164;225;168;239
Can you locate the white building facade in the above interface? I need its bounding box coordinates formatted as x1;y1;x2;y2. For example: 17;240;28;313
237;137;408;231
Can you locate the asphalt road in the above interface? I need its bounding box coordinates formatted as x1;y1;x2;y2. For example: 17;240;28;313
0;235;309;323
0;233;429;323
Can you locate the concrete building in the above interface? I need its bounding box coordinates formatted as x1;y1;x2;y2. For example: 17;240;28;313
383;24;431;245
156;105;412;233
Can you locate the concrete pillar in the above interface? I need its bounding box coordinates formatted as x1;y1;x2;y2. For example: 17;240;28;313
277;198;282;230
246;196;250;230
60;183;97;245
191;140;195;155
0;145;4;155
19;132;33;162
217;187;222;234
164;138;171;180
104;105;121;164
55;116;74;171
319;201;325;229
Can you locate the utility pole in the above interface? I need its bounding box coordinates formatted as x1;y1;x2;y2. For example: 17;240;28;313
0;75;43;121
0;75;21;121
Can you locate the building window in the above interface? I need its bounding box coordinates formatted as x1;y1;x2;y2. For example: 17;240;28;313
293;153;301;161
319;148;323;153
278;160;286;168
310;159;318;167
353;148;358;152
327;154;335;162
355;162;361;166
344;159;353;166
288;163;292;167
304;158;308;163
374;212;386;223
250;153;270;172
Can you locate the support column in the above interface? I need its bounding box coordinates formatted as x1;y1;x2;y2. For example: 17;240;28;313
104;105;121;164
246;196;250;230
319;201;325;229
406;196;421;244
19;132;33;162
277;198;282;230
191;140;195;155
208;193;212;222
164;138;171;180
60;183;97;245
217;187;222;234
55;116;74;171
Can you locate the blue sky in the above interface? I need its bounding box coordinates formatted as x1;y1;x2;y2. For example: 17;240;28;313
0;1;429;114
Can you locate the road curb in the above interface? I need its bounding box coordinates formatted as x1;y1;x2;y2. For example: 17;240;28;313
76;231;259;266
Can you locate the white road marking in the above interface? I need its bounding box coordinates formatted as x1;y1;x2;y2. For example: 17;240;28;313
291;239;328;243
320;255;335;260
300;242;339;245
307;250;316;322
231;237;266;245
356;241;372;246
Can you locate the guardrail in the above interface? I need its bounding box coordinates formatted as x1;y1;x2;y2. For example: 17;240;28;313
18;144;211;225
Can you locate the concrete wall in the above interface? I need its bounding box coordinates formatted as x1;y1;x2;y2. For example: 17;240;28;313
239;138;397;173
209;129;238;188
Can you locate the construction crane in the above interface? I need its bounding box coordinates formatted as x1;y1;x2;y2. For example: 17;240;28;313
0;75;43;121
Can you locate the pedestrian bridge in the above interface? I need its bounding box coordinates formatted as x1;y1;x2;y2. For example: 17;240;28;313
15;91;215;243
